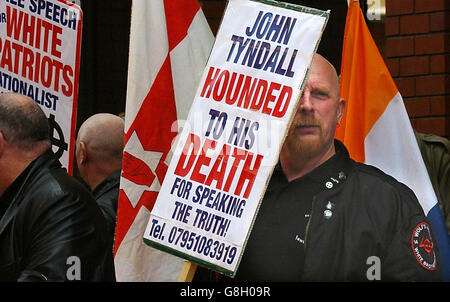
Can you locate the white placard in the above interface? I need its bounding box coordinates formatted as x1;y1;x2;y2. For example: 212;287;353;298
0;0;82;173
144;0;328;276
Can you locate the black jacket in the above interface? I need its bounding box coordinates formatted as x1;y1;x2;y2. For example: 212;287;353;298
0;150;115;281
301;141;441;281
195;140;442;281
92;170;120;255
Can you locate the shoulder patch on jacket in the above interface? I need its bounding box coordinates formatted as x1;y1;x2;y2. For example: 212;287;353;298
411;222;437;271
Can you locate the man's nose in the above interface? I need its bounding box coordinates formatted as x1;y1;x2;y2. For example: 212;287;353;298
299;89;314;112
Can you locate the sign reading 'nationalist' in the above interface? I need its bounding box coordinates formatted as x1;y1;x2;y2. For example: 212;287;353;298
0;0;82;173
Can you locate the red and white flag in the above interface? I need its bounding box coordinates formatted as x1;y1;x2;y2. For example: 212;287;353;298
114;0;214;281
337;0;450;280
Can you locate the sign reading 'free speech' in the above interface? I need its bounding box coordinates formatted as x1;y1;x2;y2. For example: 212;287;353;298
0;0;82;173
144;0;329;276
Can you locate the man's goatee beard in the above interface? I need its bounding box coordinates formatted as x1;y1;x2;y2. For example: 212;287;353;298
285;115;323;159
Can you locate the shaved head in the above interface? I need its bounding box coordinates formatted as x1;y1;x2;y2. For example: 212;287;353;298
77;113;124;165
311;54;340;97
76;113;124;190
0;93;50;152
0;93;52;195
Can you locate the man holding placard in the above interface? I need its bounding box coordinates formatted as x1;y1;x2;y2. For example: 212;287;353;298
144;0;442;281
143;0;330;277
195;54;442;281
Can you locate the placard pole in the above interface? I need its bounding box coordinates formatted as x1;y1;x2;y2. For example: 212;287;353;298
177;261;198;282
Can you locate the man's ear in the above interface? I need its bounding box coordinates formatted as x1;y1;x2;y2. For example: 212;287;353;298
78;141;88;165
337;98;346;124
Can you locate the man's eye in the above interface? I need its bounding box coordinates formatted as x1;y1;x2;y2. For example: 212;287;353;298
311;90;329;98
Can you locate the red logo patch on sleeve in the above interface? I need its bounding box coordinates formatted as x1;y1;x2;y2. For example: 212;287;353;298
411;222;436;271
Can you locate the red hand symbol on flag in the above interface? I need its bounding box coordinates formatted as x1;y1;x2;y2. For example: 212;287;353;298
122;151;155;187
120;130;164;208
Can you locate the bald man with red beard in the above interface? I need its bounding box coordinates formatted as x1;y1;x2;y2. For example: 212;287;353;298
195;54;442;282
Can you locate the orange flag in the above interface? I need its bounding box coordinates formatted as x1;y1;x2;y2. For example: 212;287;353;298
336;0;450;280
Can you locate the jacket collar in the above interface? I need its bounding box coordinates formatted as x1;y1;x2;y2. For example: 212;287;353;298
307;140;353;191
0;149;61;236
268;140;353;193
92;170;121;199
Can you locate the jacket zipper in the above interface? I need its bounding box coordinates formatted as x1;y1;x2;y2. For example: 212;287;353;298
304;195;316;252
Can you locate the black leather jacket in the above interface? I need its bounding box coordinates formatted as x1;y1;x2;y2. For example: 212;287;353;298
195;140;443;281
92;170;120;250
92;170;120;275
0;150;115;281
301;141;442;281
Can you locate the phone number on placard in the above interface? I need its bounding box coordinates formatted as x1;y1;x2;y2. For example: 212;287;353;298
167;226;237;265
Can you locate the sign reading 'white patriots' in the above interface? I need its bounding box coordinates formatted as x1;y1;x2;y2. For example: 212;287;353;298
0;0;82;173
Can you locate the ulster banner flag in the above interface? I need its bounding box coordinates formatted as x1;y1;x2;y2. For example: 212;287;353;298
114;0;214;281
337;0;450;280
